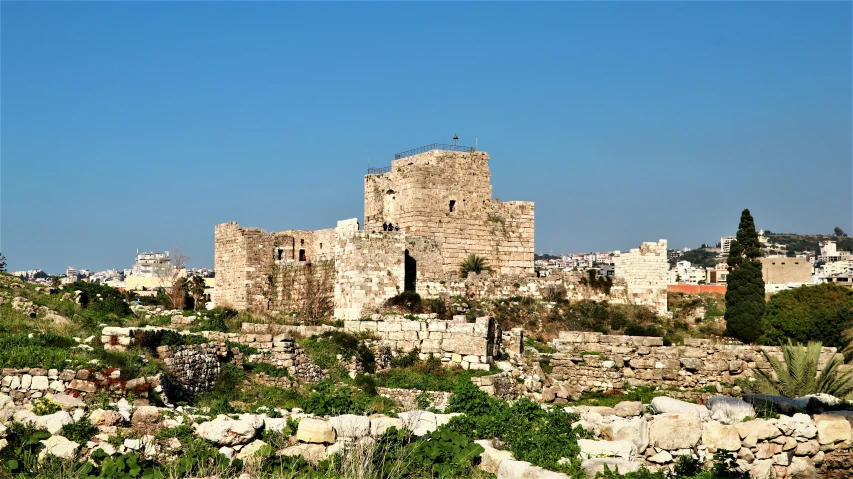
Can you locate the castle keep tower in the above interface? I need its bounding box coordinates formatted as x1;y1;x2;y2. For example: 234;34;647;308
364;146;535;280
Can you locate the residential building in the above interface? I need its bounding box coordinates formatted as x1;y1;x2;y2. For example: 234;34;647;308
720;236;736;254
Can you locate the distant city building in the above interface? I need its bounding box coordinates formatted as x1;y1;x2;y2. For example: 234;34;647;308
126;250;185;291
706;262;729;285
759;257;812;288
720;236;736;254
819;241;851;263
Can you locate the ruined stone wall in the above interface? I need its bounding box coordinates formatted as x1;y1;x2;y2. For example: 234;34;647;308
416;269;629;304
543;332;842;399
613;240;668;316
344;315;500;370
334;231;406;320
203;331;326;383
1;367;159;406
269;260;335;317
364;150;534;278
157;343;224;399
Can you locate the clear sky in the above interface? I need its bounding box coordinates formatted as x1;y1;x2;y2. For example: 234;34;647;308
2;1;851;273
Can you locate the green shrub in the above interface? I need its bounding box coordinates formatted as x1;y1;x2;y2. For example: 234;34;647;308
61;417;98;444
761;283;853;351
245;362;291;378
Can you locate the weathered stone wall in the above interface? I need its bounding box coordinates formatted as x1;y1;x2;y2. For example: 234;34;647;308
269;260;335;315
613;240;668;316
544;332;842;399
334;231;406;320
416;269;629;303
202;331;326;383
344;315;501;370
1;367;159;405
376;387;452;412
156;343;225;399
364;150;534;277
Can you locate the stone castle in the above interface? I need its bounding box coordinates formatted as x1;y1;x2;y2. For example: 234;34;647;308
214;145;534;319
213;144;667;318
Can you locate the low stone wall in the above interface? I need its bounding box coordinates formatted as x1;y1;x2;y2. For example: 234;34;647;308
101;326;172;352
0;367;159;405
156;343;228;399
343;315;501;371
202;331;325;383
241;322;339;337
376;387;452;412
545;332;842;398
571;397;853;479
471;372;517;400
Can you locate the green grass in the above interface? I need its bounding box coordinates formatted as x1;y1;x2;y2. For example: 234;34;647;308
375;356;494;392
523;337;554;354
572;386;660;407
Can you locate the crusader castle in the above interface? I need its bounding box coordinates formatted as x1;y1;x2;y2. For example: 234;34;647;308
213;144;667;319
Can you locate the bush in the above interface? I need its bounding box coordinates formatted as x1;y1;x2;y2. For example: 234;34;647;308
61;417;98;444
761;283;853;351
385;292;423;313
32;397;61;416
63;281;132;319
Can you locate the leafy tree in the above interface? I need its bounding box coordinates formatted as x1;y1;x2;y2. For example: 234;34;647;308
834;226;846;237
188;275;206;310
459;254;491;278
0;252;6;272
761;283;853;351
50;276;61;289
724;209;765;343
752;341;853;399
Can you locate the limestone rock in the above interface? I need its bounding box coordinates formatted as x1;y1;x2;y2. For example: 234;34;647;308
736;419;782;444
577;439;637;461
814;414;852;445
650;397;709;419
370;416;404;437
705;396;755;423
647;450;673;463
787;456;818;479
39;435;79;460
90;409;124;427
475;439;514;475
607;417;649;453
31;410;73;435
398;410;438;436
749;459;773;479
296;418;335;444
329;415;370;439
195;416;257;446
236;439;268;460
279;443;327;464
581;458;641;477
47;394;85;411
613;401;643;417
702;423;742;451
649;414;703;450
497;459;532;479
131;406;162;427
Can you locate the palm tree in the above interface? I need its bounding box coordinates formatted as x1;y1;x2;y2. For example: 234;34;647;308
752;341;853;399
459;254;491;278
188;275;207;310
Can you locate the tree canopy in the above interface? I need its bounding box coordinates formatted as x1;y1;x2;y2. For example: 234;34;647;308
761;283;853;352
724;209;766;343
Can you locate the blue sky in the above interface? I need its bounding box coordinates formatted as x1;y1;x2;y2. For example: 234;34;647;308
2;1;851;273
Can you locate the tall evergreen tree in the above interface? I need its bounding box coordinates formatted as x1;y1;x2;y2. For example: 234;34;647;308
725;209;766;342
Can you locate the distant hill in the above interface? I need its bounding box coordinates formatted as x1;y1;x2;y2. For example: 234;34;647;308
535;253;562;261
764;233;852;255
670;248;721;268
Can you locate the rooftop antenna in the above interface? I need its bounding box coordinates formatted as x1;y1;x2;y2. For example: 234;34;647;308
452;134;458;146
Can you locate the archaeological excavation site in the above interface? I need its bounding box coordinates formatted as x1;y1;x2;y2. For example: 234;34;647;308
1;145;851;479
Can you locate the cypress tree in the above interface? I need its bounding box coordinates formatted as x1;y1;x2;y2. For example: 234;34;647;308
724;209;766;343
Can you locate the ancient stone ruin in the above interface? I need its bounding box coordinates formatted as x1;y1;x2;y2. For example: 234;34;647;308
213;144;668;320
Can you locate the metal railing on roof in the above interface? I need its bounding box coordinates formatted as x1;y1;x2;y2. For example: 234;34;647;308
367;166;392;175
394;143;475;160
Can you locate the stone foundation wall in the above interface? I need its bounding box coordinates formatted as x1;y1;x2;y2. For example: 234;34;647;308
202;331;325;383
343;315;501;370
156;343;227;399
544;332;842;399
1;367;159;405
376;387;452;412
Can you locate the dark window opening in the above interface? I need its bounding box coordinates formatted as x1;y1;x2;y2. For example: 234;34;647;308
449;200;456;213
320;243;323;249
299;249;306;261
300;239;305;246
277;249;283;261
